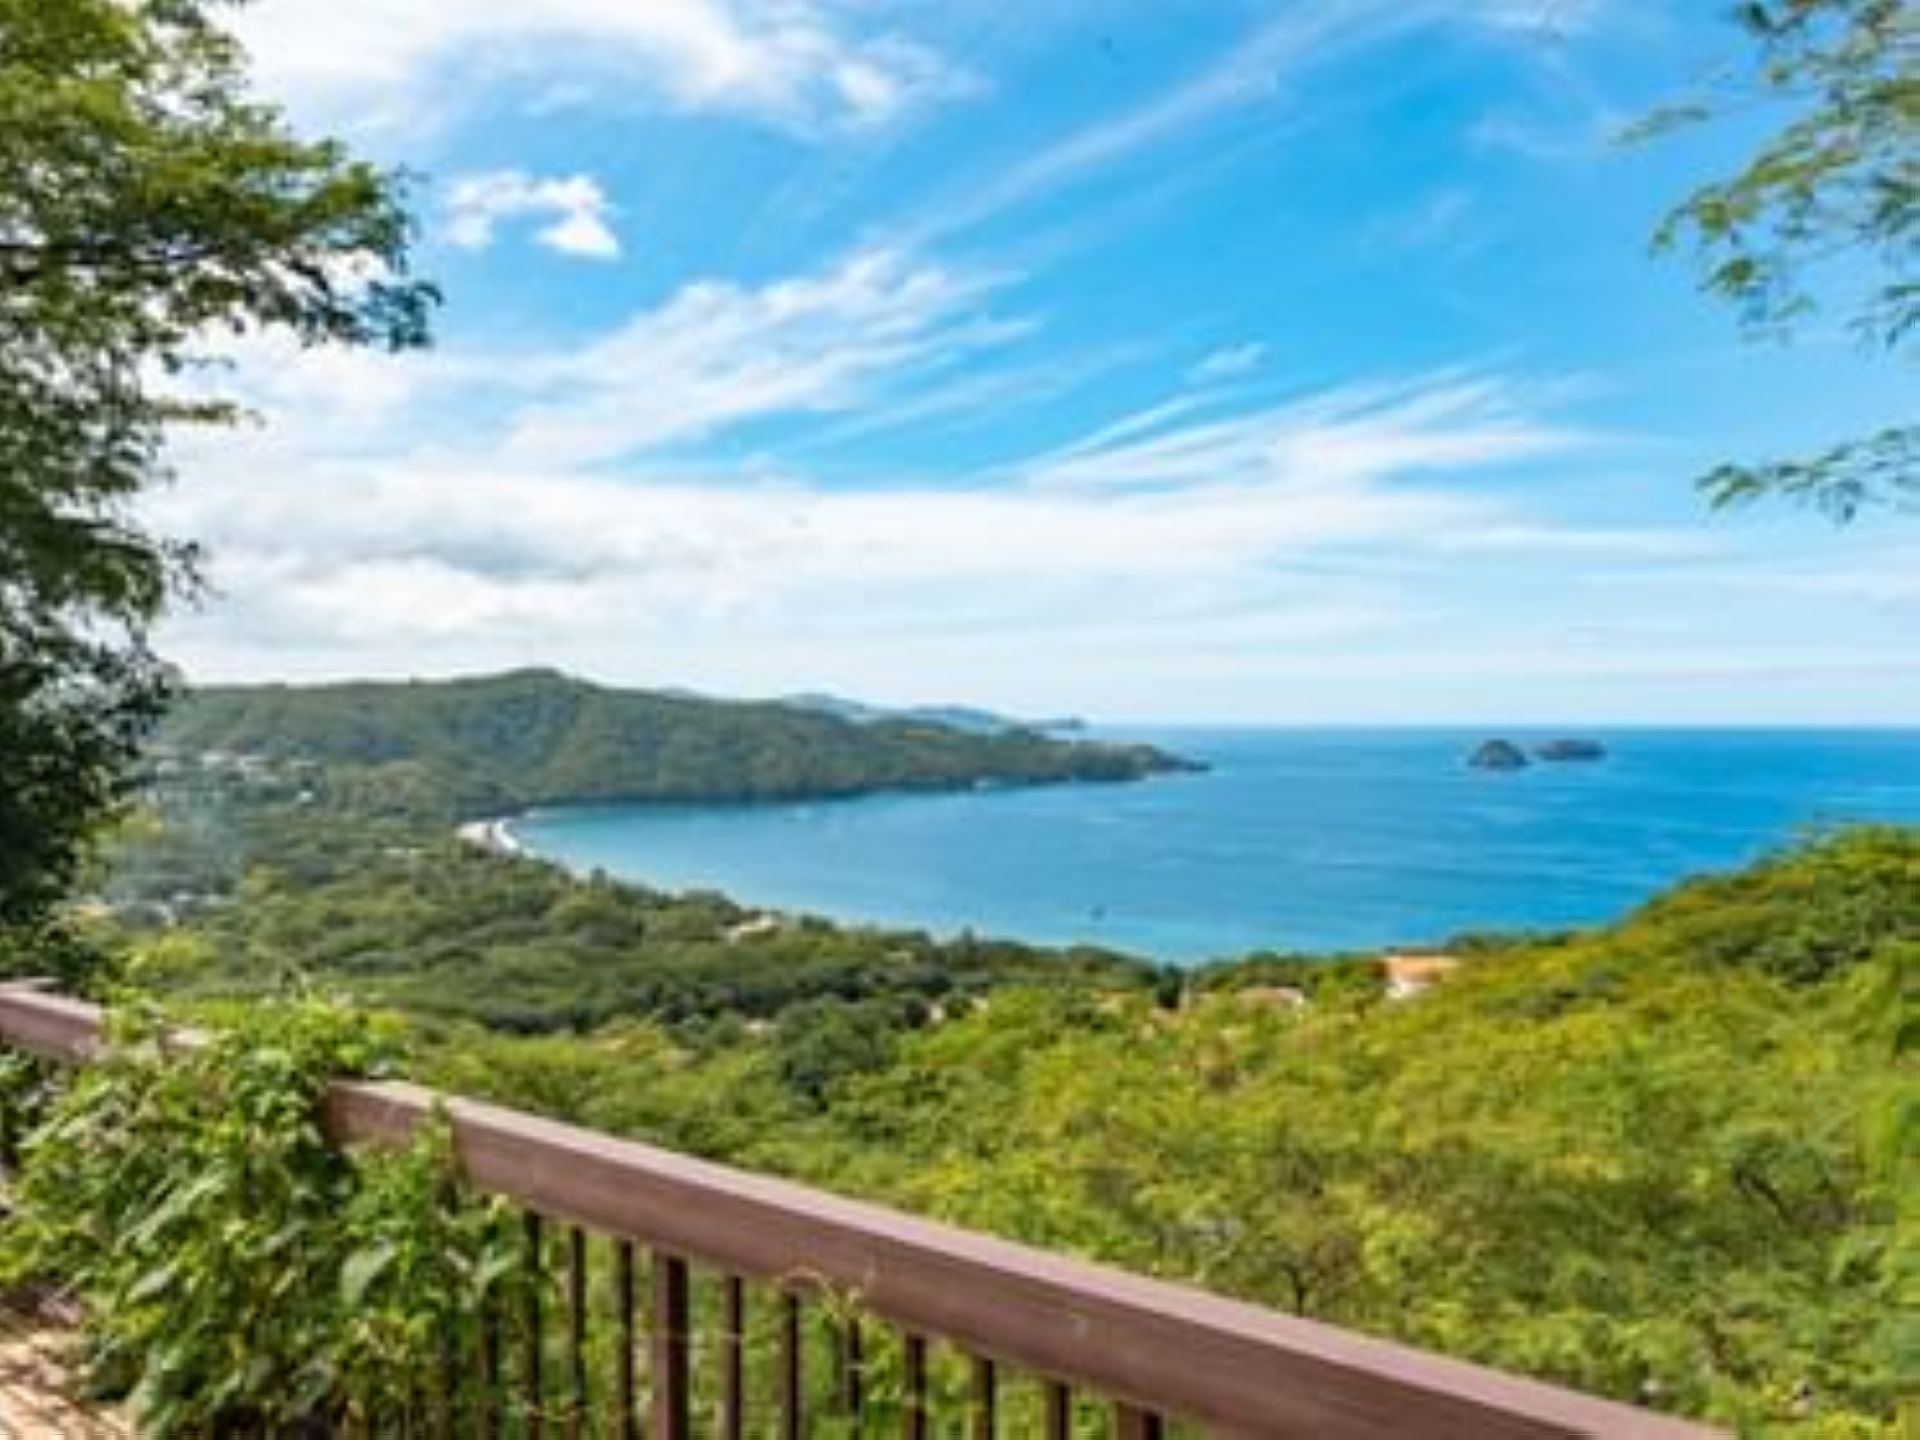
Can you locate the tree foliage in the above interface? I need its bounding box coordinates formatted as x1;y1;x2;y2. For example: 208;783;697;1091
373;829;1917;1435
0;997;521;1436
0;0;435;924
1644;0;1916;519
109;819;1146;1036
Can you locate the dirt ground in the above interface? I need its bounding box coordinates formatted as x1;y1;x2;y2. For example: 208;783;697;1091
0;1299;124;1439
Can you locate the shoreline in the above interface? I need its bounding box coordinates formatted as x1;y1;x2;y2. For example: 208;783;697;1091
470;729;1920;962
487;819;1460;980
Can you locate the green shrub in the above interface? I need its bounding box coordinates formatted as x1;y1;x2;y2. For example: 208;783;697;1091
0;996;520;1436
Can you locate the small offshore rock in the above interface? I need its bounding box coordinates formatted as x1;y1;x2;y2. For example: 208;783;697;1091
1536;738;1607;762
1468;739;1530;771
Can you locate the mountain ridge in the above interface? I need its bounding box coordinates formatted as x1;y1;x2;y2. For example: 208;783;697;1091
154;669;1195;816
779;691;1086;736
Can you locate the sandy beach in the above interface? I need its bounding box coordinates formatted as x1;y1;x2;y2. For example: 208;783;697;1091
455;817;524;856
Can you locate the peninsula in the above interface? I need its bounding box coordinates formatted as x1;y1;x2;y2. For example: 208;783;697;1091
154;669;1197;818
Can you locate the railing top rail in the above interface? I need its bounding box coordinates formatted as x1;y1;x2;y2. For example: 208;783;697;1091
0;987;1722;1440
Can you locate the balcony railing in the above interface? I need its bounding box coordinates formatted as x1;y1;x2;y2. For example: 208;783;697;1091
0;986;1722;1438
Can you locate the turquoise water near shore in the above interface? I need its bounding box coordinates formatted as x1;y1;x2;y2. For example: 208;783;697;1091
518;729;1920;962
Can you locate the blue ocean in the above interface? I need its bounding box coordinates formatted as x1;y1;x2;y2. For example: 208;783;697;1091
518;730;1920;962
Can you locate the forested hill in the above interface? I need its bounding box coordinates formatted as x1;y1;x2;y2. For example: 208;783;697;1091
153;670;1194;815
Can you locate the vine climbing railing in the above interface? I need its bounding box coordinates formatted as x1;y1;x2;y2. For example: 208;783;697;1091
0;986;1722;1439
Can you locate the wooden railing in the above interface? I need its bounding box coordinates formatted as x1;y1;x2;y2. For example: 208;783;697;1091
0;987;1722;1439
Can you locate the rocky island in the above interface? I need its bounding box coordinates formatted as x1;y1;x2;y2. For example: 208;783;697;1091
1536;738;1608;762
1467;739;1530;771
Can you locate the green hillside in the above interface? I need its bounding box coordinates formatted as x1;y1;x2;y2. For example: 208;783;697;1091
154;669;1193;816
83;797;1920;1434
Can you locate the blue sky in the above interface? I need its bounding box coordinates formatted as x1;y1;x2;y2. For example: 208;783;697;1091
153;0;1918;722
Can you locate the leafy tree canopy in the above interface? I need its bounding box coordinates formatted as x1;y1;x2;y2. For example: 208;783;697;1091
0;0;435;924
88;820;1910;1433
1644;0;1916;520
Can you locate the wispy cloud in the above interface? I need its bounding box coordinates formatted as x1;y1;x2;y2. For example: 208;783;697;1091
1188;343;1267;385
895;1;1607;246
790;345;1145;454
1024;372;1587;493
1473;0;1609;37
445;171;621;259
165;248;1021;471
228;0;971;136
1469;109;1615;162
497;249;1025;467
899;6;1416;244
1361;188;1478;254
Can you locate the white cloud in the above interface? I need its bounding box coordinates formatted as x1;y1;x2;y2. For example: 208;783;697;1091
160;436;1917;720
1024;373;1587;493
446;171;621;259
166;248;1022;471
146;241;1920;722
498;248;1023;466
151;281;1627;712
1362;189;1477;253
151;440;1485;694
1187;344;1267;385
1472;0;1608;36
161;351;1537;617
226;0;969;135
1469;110;1612;162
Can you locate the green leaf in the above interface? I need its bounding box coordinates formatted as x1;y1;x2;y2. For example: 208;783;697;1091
340;1240;396;1308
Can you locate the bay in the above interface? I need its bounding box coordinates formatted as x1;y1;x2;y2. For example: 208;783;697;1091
517;729;1920;962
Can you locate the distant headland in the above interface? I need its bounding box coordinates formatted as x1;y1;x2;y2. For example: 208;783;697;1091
152;669;1199;818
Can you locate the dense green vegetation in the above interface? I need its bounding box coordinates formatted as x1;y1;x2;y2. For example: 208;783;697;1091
129;838;1154;1037
156;669;1194;818
408;829;1913;1437
58;733;1920;1435
98;723;1166;1034
0;998;531;1436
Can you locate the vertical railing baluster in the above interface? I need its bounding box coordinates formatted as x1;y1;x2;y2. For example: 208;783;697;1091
615;1240;637;1440
0;1093;17;1181
565;1227;588;1440
481;1302;502;1440
523;1211;545;1439
434;1176;460;1440
434;1324;456;1439
971;1356;996;1440
838;1315;864;1431
1045;1381;1071;1440
1114;1404;1164;1440
650;1251;691;1440
719;1275;745;1440
779;1292;803;1440
903;1334;928;1440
